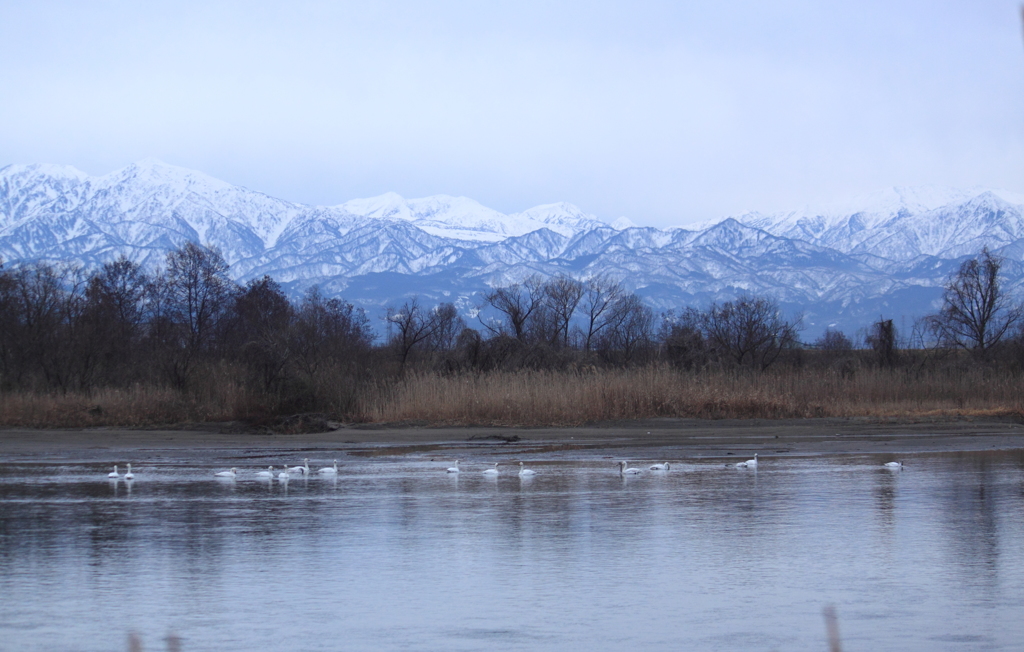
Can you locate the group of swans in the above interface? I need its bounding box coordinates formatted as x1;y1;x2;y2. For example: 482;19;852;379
447;460;674;477
448;459;674;478
215;459;340;480
445;461;535;476
617;460;674;475
107;464;134;480
112;455;906;483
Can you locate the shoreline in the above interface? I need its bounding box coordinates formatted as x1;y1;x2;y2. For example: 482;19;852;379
3;415;1024;461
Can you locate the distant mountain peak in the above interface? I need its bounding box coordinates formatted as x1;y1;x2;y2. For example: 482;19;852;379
4;160;1024;340
0;162;91;182
104;158;239;194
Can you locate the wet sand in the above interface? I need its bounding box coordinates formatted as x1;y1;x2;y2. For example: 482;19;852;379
2;416;1023;462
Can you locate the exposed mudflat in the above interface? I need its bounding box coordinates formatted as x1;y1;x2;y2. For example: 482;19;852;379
2;416;1023;462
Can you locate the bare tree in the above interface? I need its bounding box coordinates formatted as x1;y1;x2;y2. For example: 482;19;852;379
580;277;624;352
659;308;710;370
814;329;852;351
540;275;585;348
229;276;294;391
425;302;465;353
0;263;89;391
386;298;438;371
152;242;236;386
80;257;151;384
0;260;18;386
164;242;235;354
85;257;149;342
701;295;800;370
929;247;1022;353
866;318;897;368
481;276;545;342
598;293;654;363
291;286;373;379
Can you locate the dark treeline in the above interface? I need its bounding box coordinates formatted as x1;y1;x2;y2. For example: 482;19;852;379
0;243;374;416
2;243;1023;424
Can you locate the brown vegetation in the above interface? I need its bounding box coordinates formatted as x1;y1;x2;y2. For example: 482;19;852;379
362;359;1024;426
2;245;1024;429
2;355;1023;429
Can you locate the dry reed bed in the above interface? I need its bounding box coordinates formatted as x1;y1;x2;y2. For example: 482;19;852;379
361;365;1024;426
1;364;1022;428
0;382;252;428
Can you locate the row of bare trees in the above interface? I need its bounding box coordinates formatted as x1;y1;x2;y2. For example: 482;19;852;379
481;276;655;355
380;276;806;373
659;295;801;371
809;248;1024;369
0;244;374;410
6;241;1020;417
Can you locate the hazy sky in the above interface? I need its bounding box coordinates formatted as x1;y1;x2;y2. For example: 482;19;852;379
2;1;1022;227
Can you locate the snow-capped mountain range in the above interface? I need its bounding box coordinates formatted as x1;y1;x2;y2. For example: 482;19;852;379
3;159;1024;338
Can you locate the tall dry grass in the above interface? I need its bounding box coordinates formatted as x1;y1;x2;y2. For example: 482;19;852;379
2;363;1022;428
0;385;254;428
0;370;259;428
358;364;1024;426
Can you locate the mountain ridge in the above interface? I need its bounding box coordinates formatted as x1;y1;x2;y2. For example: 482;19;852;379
3;159;1024;338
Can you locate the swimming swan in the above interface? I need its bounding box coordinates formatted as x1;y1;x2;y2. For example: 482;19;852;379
256;466;274;478
124;463;135;480
289;459;310;475
649;462;670;471
318;461;338;474
447;460;460;474
215;467;237;478
884;461;903;469
735;454;758;469
278;466;290;481
107;465;120;479
482;463;499;476
619;461;641;475
518;462;536;477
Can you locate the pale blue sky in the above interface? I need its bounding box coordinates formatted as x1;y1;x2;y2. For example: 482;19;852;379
1;0;1022;226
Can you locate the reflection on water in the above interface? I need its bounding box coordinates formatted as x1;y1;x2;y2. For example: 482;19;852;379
2;451;1024;651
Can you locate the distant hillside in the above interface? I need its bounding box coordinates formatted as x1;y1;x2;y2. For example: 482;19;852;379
4;160;1023;338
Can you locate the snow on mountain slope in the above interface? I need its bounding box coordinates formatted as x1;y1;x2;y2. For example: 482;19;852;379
738;186;1024;261
0;159;305;265
0;164;93;228
5;159;1024;338
510;202;606;236
338;194;605;241
1;161;609;267
94;159;303;247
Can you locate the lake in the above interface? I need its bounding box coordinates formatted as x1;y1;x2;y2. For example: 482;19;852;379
2;448;1023;651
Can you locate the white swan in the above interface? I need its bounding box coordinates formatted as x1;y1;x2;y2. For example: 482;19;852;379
650;462;670;471
256;466;274;478
215;467;237;478
107;465;120;479
278;466;290;481
518;462;536;477
447;460;460;474
289;459;310;475
884;461;903;469
318;460;338;475
619;461;641;475
482;463;499;476
734;454;758;469
124;463;135;480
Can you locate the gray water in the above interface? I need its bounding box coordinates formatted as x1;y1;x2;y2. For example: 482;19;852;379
2;449;1024;651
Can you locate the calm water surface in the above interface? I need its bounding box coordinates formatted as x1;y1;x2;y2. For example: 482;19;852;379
2;449;1024;651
